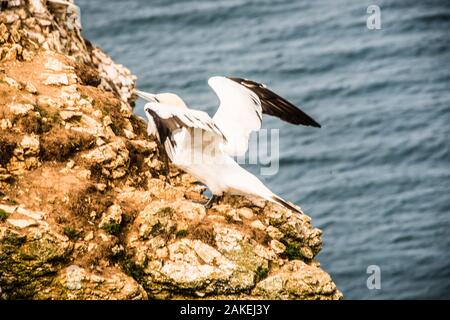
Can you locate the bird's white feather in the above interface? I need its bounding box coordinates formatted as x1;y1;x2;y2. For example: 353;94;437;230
208;76;263;156
144;102;226;162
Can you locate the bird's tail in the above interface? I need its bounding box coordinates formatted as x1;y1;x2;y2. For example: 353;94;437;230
232;164;303;215
267;194;303;215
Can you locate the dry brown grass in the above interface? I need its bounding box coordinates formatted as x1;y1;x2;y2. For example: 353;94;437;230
78;240;118;268
0;131;17;167
1;164;92;236
189;223;216;247
78;85;128;136
1;52;62;98
0;82;19;106
125;141;151;189
69;60;101;87
69;184;113;219
15;112;51;134
39;127;94;162
129;115;148;137
251;229;272;246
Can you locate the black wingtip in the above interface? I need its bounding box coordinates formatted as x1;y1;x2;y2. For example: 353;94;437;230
311;120;322;128
271;195;303;215
288;111;321;128
227;77;322;129
299;116;321;128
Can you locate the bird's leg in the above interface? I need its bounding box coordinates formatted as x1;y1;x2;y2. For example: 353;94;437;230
158;143;170;178
204;194;223;209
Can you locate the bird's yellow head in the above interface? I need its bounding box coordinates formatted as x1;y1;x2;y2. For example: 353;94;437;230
135;90;187;109
155;92;188;109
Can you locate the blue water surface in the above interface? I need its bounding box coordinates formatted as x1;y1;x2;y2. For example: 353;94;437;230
77;0;450;299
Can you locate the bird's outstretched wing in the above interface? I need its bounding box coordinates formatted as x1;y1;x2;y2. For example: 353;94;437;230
228;77;321;127
144;102;226;161
208;76;321;156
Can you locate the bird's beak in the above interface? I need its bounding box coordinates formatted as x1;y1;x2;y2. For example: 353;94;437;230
135;90;159;103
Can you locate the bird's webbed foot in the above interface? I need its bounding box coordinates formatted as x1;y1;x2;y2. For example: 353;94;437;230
204;194;223;209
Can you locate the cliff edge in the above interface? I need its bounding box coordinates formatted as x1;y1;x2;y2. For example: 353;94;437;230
0;0;342;300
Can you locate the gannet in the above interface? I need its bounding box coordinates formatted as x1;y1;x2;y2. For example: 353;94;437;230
136;76;321;214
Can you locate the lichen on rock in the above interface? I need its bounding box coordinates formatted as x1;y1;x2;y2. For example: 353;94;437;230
0;0;341;300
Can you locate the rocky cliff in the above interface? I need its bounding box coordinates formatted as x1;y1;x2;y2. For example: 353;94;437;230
0;0;342;300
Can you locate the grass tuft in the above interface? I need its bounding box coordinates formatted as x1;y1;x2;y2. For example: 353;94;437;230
255;266;269;282
63;226;80;241
176;229;188;238
102;222;121;235
0;208;9;221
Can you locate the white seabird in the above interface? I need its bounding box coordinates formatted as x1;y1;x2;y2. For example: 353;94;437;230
136;76;321;214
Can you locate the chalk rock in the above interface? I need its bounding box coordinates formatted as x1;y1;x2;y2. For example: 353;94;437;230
8;103;34;115
7;218;38;229
60;110;82;121
35;265;147;300
25;82;38;94
43;73;69;86
253;260;343;300
99;204;123;229
20;134;40;156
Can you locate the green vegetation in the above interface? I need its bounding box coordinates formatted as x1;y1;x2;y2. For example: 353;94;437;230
176;229;188;238
255;266;269;282
35;105;61;124
102;221;121;235
281;240;302;260
123;260;145;281
34;105;48;118
63;226;80;241
157;207;174;215
0;208;9;221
